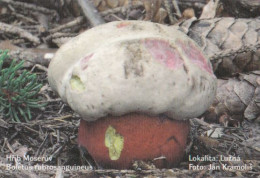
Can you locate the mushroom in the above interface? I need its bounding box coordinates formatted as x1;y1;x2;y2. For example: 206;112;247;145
48;21;217;169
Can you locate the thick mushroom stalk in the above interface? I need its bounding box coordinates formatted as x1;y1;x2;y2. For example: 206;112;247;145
78;114;190;169
48;21;217;169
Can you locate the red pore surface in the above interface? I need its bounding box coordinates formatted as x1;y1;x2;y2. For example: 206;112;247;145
143;39;184;69
78;113;190;169
176;40;213;74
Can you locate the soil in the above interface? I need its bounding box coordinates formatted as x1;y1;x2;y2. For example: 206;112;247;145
0;0;259;177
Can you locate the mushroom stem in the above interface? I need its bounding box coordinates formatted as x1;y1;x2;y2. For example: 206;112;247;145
78;113;190;169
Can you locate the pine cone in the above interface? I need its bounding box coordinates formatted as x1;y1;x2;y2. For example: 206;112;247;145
221;0;260;18
203;71;260;123
179;17;260;77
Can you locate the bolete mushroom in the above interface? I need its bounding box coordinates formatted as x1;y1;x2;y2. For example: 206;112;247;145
48;21;217;169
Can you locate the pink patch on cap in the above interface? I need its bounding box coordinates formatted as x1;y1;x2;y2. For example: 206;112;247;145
116;22;131;28
143;39;183;69
81;53;93;70
176;40;213;74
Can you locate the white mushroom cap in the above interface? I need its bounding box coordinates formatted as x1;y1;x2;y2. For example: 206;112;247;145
48;21;217;121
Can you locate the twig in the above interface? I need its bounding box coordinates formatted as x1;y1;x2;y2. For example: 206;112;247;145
172;0;181;17
226;140;236;154
22;125;40;134
0;22;40;44
110;13;124;21
31;64;48;72
99;1;143;17
8;131;19;142
3;138;15;154
35;133;49;157
164;0;178;24
45;98;62;103
176;0;207;9
0;118;9;129
53;115;73;122
49;145;64;159
57;130;60;143
192;118;211;127
58;104;65;114
0;0;58;17
100;6;126;16
0;41;55;66
77;0;105;27
49;16;85;33
11;12;38;24
45;32;78;42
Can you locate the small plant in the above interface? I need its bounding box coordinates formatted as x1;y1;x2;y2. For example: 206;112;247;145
0;50;45;122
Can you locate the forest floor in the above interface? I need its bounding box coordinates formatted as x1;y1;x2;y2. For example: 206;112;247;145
0;0;259;177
